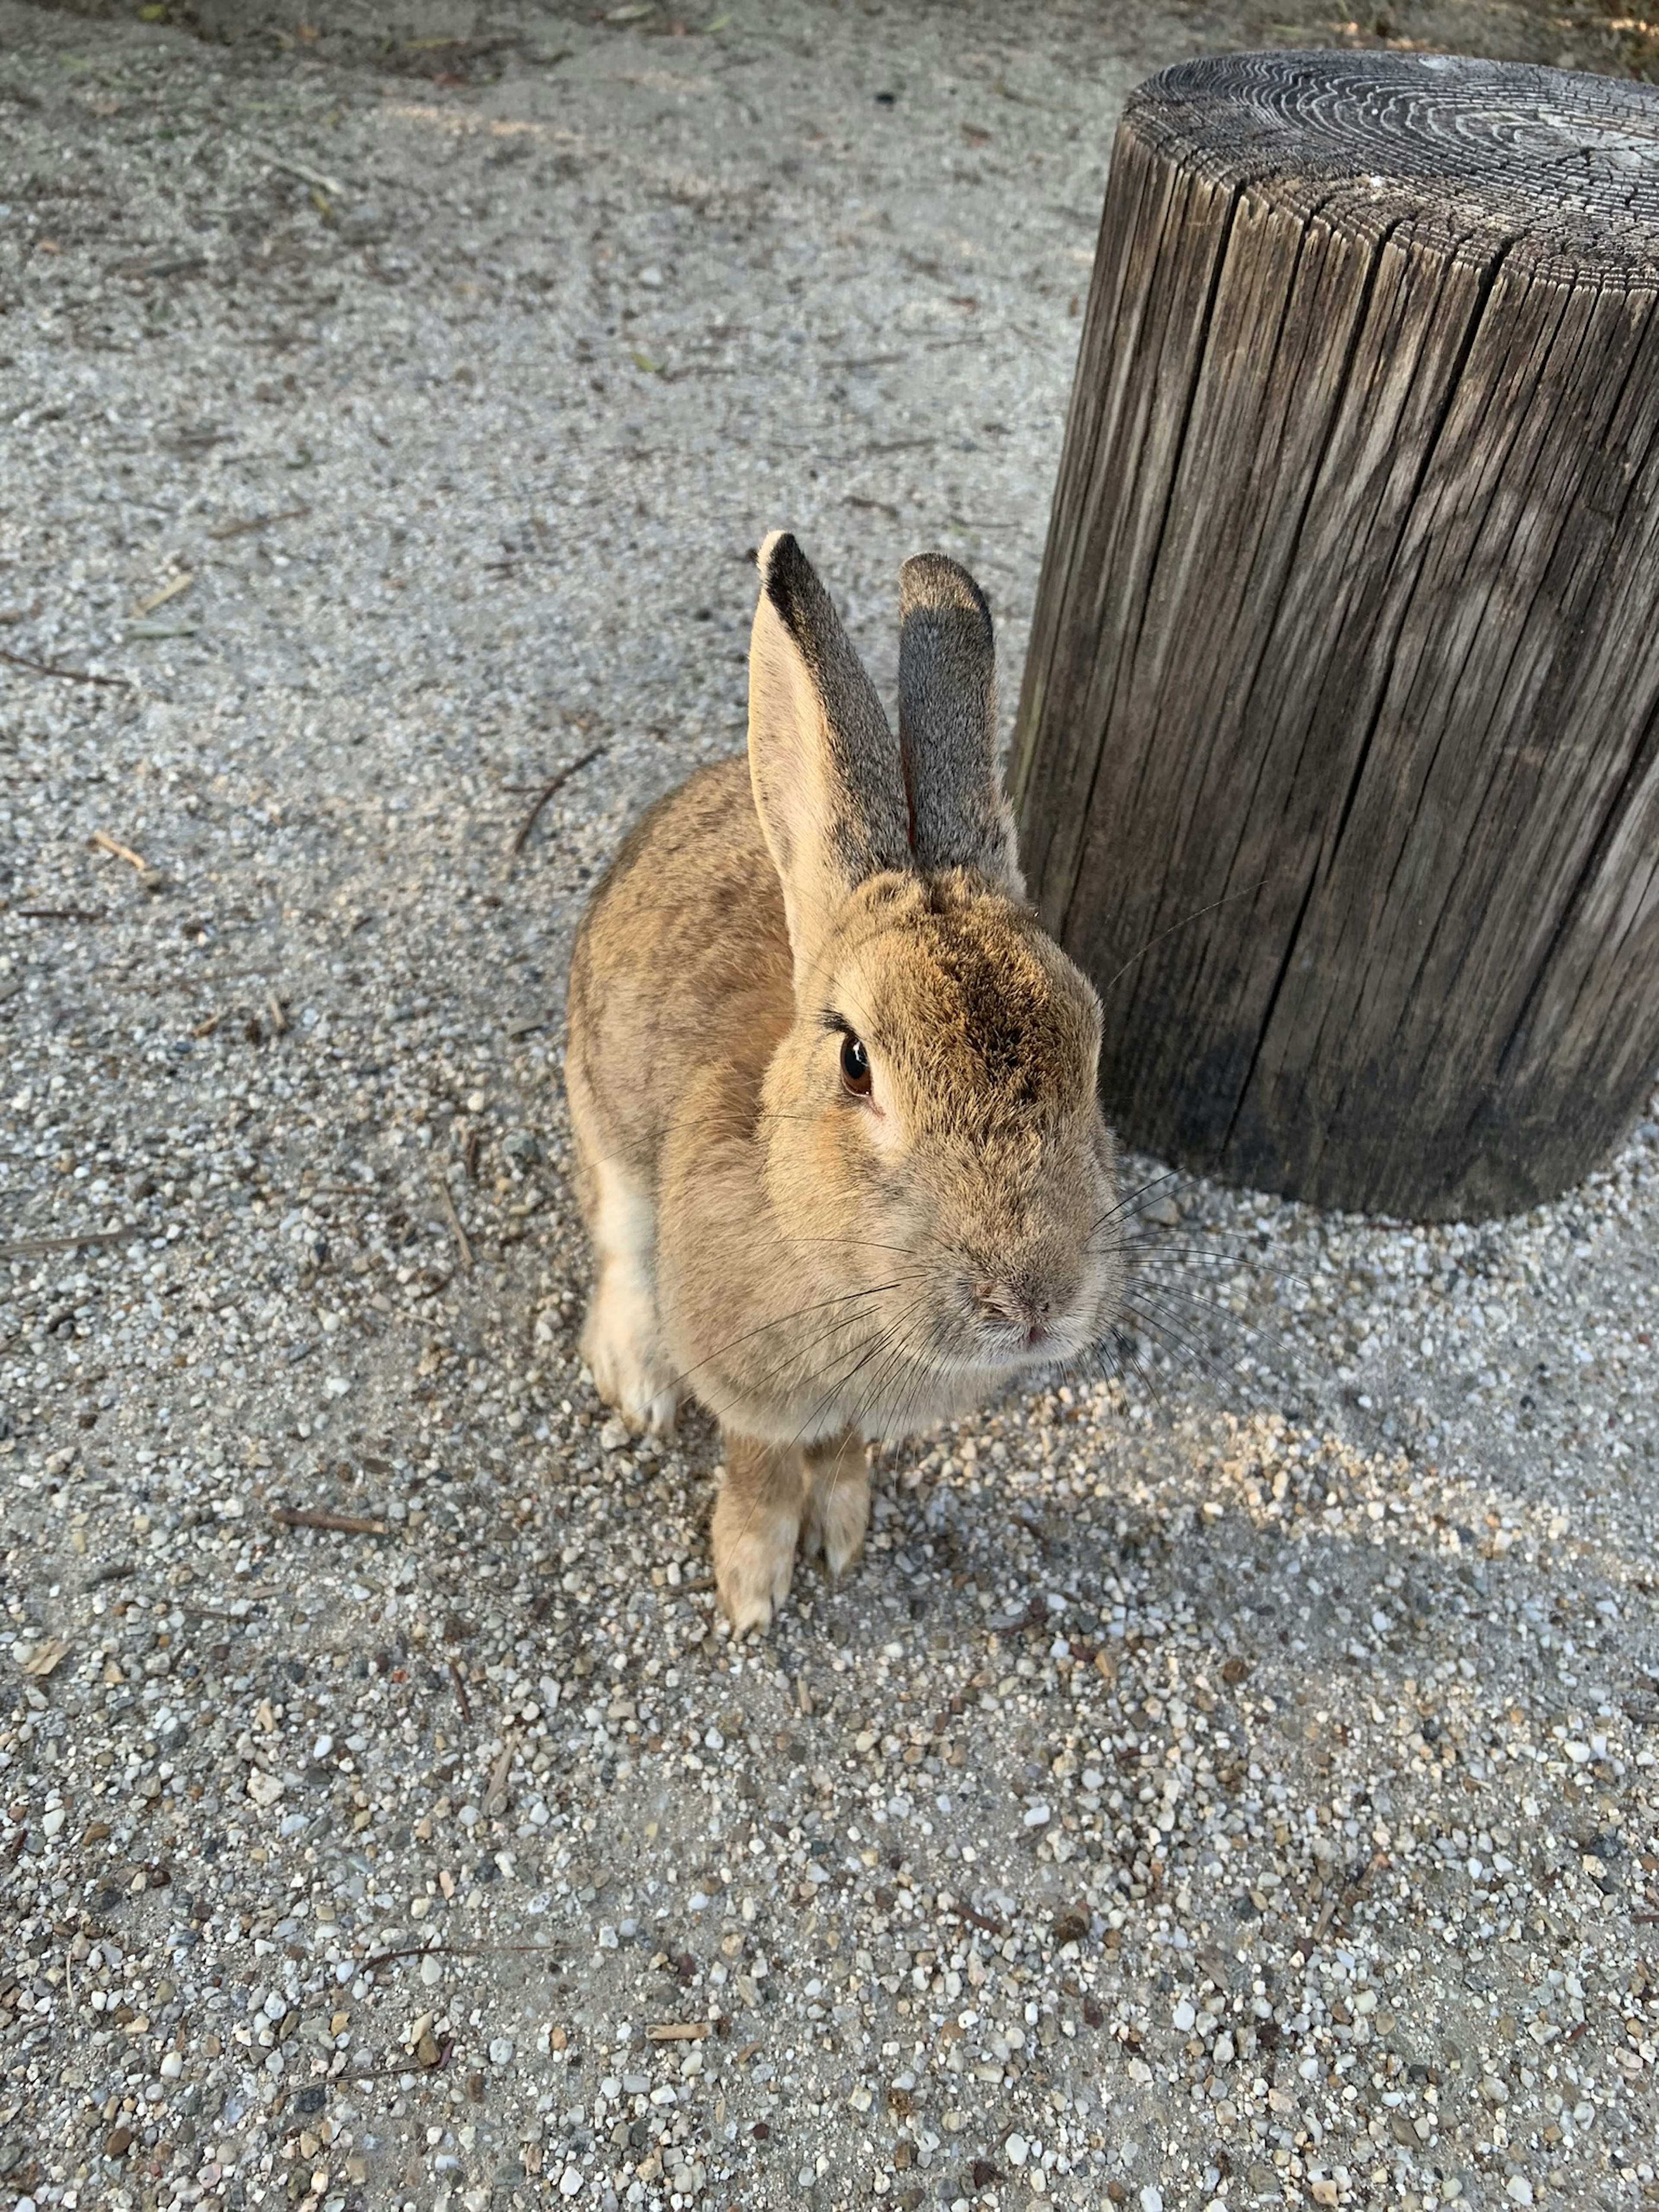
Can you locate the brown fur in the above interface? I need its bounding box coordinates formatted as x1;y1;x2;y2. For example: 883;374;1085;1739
566;536;1120;1631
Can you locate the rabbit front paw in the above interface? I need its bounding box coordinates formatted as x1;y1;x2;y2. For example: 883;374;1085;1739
579;1275;680;1435
803;1433;871;1581
712;1436;807;1635
712;1497;798;1636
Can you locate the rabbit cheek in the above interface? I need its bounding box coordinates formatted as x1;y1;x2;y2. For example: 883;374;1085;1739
844;1076;906;1161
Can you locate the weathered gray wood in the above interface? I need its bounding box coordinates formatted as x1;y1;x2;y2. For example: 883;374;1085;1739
1013;51;1659;1220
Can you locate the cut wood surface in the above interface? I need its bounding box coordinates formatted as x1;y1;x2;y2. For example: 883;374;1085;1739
1013;52;1659;1220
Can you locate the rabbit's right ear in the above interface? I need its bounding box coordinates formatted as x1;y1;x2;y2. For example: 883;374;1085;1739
747;531;912;1001
897;553;1022;898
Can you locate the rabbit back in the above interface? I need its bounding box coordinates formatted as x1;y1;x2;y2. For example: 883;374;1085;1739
567;754;793;1203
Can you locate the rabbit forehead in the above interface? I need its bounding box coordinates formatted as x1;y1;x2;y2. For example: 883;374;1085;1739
832;878;1100;1125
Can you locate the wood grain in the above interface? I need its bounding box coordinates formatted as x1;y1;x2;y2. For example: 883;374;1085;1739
1013;52;1659;1219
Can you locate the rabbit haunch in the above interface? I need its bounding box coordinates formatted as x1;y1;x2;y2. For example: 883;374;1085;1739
566;532;1122;1631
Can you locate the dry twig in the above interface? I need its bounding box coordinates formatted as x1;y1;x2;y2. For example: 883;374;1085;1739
248;140;345;198
92;830;149;872
132;573;193;619
113;255;208;281
0;1227;146;1260
270;1507;388;1536
508;744;606;858
207;504;309;541
434;1179;474;1274
483;1738;515;1818
0;645;128;689
85;1564;137;1588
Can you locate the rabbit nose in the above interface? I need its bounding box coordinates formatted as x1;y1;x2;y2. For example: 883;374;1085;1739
973;1278;1051;1332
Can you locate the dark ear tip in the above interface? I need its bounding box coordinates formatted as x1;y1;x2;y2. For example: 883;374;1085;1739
899;551;991;631
757;529;820;638
756;528;798;578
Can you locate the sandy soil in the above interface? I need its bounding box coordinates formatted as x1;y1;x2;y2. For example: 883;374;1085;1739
1;6;1656;2212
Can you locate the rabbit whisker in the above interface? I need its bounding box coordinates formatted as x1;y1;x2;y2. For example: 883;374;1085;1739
715;1325;902;1581
1084;1168;1179;1239
1096;878;1272;999
664;1275;926;1389
699;1300;922;1430
1100;1321;1169;1414
699;1316;903;1601
1124;1277;1297;1373
1114;1298;1223;1383
1076;1283;1244;1397
1093;1238;1239;1263
785;1325;910;1455
814;1310;961;1530
843;1317;938;1440
1074;1338;1129;1408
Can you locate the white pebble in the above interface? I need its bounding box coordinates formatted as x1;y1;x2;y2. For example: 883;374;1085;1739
489;2036;515;2066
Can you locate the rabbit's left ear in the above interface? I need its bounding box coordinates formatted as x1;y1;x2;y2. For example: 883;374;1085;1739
897;553;1023;899
747;532;912;1001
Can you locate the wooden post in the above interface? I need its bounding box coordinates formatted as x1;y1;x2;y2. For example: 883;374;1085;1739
1012;52;1659;1220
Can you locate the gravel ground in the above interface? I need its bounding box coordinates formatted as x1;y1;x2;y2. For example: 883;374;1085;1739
3;6;1658;2212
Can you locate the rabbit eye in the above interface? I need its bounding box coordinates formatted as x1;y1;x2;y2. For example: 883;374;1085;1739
839;1031;872;1098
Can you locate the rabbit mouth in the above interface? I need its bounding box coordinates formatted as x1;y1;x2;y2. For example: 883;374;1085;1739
1002;1321;1058;1356
966;1272;1098;1366
970;1312;1093;1367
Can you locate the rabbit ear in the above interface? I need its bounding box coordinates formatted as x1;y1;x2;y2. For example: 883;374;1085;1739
897;552;1023;898
748;531;912;998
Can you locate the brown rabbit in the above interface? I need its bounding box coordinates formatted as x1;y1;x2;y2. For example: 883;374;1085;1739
566;533;1121;1631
